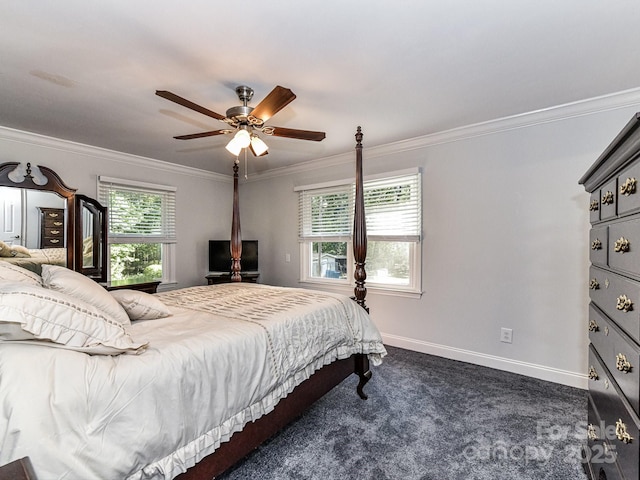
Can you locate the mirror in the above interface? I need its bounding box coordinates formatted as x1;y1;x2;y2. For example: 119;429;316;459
0;162;107;280
0;162;75;271
0;187;67;247
74;194;107;282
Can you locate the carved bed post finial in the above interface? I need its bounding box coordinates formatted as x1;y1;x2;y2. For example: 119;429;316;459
353;126;368;312
230;159;242;282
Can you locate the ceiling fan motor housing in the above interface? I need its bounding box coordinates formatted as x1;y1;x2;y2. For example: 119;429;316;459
225;105;255;125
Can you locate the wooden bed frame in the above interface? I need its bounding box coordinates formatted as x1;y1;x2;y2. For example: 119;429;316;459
176;127;372;479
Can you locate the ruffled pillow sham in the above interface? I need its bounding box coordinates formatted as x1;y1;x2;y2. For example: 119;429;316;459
0;283;148;355
109;289;171;321
41;264;130;325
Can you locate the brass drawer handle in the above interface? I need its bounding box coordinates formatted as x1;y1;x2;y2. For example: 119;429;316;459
615;419;633;443
614;237;630;253
50;230;60;235
591;239;602;250
620;177;637;196
616;294;633;312
602;191;614;205
590;279;600;290
589;199;599;211
616;353;632;373
587;424;598;441
588;319;599;332
47;212;59;217
588;366;599;380
49;239;60;244
53;221;63;226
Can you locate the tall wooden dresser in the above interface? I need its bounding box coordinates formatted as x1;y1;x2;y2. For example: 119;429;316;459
580;113;640;480
38;207;65;248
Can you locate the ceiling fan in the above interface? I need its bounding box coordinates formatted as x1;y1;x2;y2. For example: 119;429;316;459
156;85;326;157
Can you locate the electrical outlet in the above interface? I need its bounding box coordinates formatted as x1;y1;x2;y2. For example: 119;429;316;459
285;253;291;263
500;328;513;343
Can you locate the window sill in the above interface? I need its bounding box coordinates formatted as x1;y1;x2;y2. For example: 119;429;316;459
299;280;423;299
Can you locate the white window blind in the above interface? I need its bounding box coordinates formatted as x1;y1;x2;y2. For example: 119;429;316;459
298;183;354;240
364;173;421;241
298;172;421;241
98;176;177;244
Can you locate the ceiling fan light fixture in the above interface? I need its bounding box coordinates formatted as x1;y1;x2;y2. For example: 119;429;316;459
225;136;243;156
250;135;269;156
234;128;251;148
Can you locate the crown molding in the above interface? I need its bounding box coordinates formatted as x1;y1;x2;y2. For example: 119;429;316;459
0;126;230;183
248;86;640;182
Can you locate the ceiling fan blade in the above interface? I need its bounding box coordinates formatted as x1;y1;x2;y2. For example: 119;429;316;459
156;90;226;121
249;86;296;123
173;129;229;140
268;127;326;141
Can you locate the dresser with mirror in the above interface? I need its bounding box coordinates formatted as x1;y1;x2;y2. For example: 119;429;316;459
0;161;156;292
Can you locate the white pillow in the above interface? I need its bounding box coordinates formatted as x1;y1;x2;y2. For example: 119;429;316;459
41;264;130;325
110;289;171;321
0;262;42;286
0;283;148;355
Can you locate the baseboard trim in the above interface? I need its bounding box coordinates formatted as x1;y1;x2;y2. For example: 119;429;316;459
381;333;588;390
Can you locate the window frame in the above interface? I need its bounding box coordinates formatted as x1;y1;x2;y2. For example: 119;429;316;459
97;176;177;285
297;169;422;296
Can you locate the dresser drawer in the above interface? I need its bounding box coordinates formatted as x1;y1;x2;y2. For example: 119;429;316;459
601;179;618;221
590;226;608;267
586;392;624;480
42;209;63;220
43;227;63;238
618;163;640;217
590;266;640;343
609;218;640;277
589;345;640;480
42;237;64;247
44;217;64;229
589;304;640;417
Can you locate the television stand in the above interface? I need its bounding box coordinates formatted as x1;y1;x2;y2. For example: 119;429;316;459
206;272;259;285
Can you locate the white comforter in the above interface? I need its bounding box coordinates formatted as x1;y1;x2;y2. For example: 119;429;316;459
0;283;386;479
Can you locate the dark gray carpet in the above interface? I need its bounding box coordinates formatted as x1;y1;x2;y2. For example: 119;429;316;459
219;346;589;480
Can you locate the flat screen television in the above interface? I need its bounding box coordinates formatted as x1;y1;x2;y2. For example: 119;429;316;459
208;240;258;273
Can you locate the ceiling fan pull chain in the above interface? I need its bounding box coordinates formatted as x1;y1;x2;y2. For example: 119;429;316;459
244;149;248;179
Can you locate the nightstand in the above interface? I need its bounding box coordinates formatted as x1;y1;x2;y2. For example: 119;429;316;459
206;273;259;285
102;280;161;294
0;457;37;480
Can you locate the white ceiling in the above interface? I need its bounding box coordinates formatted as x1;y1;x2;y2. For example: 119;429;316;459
1;1;640;175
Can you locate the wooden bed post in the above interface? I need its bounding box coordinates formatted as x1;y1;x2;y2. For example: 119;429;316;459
352;127;372;399
230;159;242;282
353;126;368;312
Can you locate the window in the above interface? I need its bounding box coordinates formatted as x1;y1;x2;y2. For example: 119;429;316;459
98;176;176;285
297;170;421;294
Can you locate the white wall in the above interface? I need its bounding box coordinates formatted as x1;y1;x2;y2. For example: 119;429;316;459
0;128;233;289
240;93;640;388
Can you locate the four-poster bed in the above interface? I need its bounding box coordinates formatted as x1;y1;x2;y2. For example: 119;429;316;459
0;128;383;480
176;127;373;480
